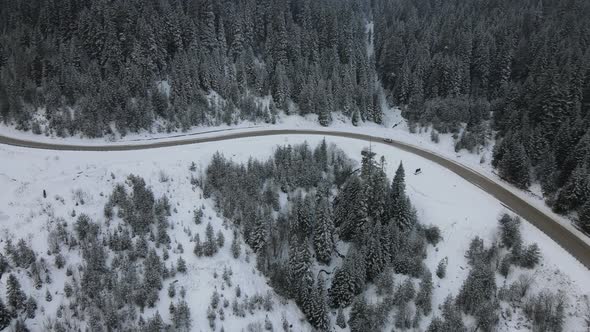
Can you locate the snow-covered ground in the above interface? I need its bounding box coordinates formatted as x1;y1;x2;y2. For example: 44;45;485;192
1;134;589;330
1;107;586;249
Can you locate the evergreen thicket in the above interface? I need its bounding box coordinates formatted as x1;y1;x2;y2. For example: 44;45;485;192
203;140;429;330
0;0;380;136
373;0;590;215
3;0;590;218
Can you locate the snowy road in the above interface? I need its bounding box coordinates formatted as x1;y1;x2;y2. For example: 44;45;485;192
1;129;589;270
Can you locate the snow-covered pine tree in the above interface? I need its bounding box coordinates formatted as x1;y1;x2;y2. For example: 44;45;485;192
348;296;371;332
287;238;312;298
0;299;11;330
313;196;335;265
6;273;26;312
203;222;218;256
231;230;242;259
329;246;366;308
389;162;415;229
415;269;433;316
308;275;330;330
365;221;386;281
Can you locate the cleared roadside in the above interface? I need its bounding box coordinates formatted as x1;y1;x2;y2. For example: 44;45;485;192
1;129;589;270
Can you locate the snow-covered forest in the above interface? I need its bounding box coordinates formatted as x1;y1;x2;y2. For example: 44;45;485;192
2;0;590;222
373;0;590;230
1;138;589;331
0;0;381;136
1;0;590;330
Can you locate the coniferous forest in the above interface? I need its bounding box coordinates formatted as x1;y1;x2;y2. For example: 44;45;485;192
2;0;590;330
0;0;380;136
1;0;590;221
373;0;590;225
0;141;558;331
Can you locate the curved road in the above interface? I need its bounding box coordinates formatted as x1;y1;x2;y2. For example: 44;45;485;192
1;130;590;270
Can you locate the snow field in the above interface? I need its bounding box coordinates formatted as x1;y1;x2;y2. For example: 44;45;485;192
1;134;589;330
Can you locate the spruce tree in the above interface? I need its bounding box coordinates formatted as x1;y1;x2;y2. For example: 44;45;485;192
203;222;218;256
416;270;433;316
389;162;415;229
520;243;541;268
337;175;368;241
309;276;329;330
456;264;497;318
313;197;334;265
365;222;386;281
348;296;371;332
499;214;522;249
6;273;26;313
0;299;11;330
497;138;531;189
230;231;241;259
288;238;312;298
440;295;466;332
329;246;366;308
176;256;187;273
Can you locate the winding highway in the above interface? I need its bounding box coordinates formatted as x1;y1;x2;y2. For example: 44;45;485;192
1;129;590;270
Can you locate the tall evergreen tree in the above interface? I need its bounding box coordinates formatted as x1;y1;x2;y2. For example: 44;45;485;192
313;196;334;265
6;274;26;313
389;162;415;228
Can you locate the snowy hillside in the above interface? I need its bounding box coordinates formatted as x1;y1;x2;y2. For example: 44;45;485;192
1;135;589;331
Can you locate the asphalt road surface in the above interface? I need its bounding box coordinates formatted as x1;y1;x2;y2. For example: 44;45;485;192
1;129;589;270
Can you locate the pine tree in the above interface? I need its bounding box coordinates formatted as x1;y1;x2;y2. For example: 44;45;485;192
329;246;366;308
520;243;541;268
288;238;312;298
496;137;531;189
193;208;203;225
203;222;218;256
389;162;415;229
416;270;433;316
194;234;203;257
499;214;521;249
337;175;368;241
313;197;334;264
146;311;164;332
172;300;191;330
231;231;241;259
365;222;386;281
144;249;163;291
176;256;187;273
456;264;497;318
308;276;329;330
6;273;26;312
0;299;11;330
250;214;269;253
348;296;371;332
440;295;466;332
555;163;590;212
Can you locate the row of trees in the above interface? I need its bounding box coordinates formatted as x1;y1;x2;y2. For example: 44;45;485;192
0;0;381;137
373;0;590;226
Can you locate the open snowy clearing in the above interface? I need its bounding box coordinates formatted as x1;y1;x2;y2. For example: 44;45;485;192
1;135;589;331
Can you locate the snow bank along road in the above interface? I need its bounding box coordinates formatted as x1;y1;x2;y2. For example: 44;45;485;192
2;129;590;270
